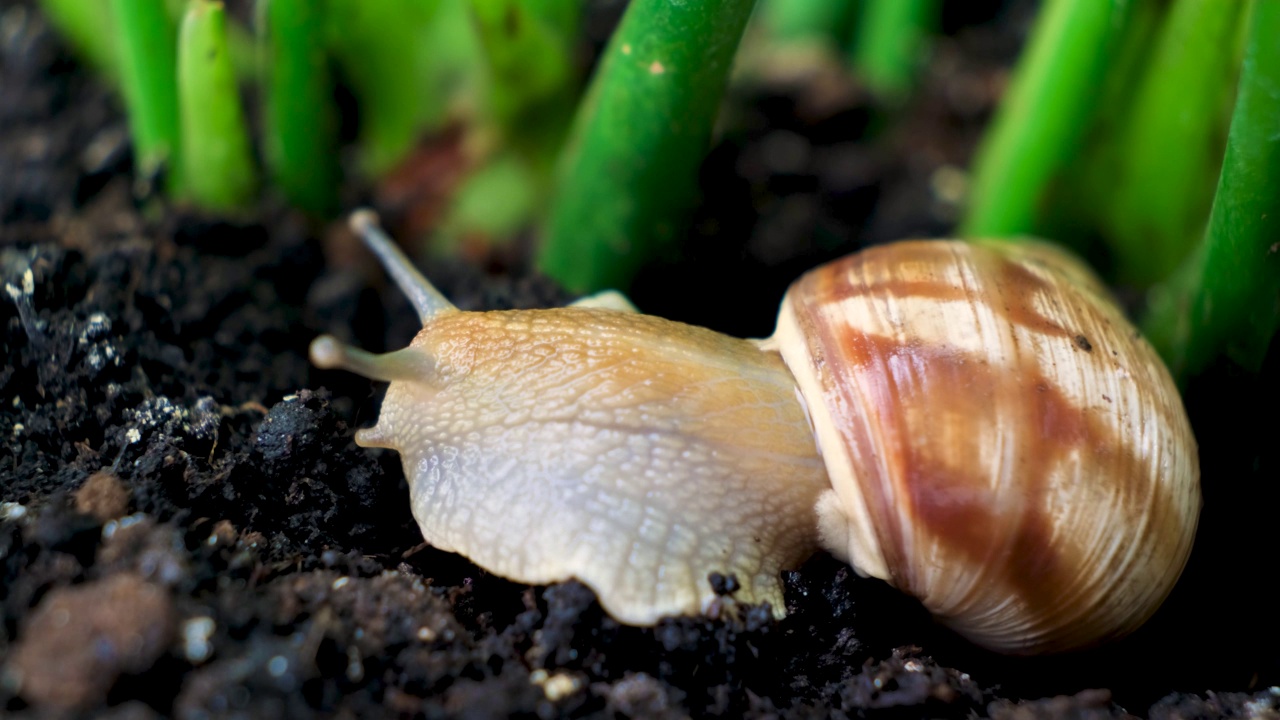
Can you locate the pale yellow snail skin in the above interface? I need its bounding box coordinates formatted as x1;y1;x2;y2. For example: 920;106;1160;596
310;210;1200;655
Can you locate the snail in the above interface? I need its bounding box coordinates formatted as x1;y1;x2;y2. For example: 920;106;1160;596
310;210;1199;655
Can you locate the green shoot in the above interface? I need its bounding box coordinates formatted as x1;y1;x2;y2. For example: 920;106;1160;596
110;0;182;194
538;0;757;293
1101;0;1247;285
259;0;339;215
1143;0;1280;381
851;0;936;98
1037;0;1162;245
37;0;119;79
178;0;257;212
961;0;1136;239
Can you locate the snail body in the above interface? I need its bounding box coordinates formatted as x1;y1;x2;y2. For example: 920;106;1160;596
311;211;1199;655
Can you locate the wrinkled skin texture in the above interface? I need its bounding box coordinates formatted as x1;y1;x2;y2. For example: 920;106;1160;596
321;303;830;624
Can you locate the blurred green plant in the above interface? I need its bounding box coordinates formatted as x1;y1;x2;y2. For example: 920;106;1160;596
43;0;486;213
1099;0;1247;284
109;0;182;194
757;0;858;48
324;0;460;177
963;0;1276;383
1144;0;1279;382
36;0;1280;383
962;0;1136;239
38;0;118;79
178;0;256;211
468;0;579;137
259;0;340;214
428;0;582;255
753;0;943;98
851;0;936;98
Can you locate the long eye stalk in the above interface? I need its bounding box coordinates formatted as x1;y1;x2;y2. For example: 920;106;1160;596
349;209;457;323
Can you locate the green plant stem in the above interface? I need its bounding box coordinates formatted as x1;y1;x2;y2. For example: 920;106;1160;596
538;0;756;293
1143;0;1280;381
961;0;1135;238
110;0;182;193
37;0;118;79
1103;0;1247;285
178;0;257;211
1040;0;1163;243
259;0;339;215
851;0;935;98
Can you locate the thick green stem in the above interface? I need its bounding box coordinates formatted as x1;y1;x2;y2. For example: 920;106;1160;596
178;0;257;211
1143;0;1280;381
1102;0;1247;285
259;0;339;214
961;0;1135;238
851;0;935;98
538;0;757;293
37;0;118;79
110;0;182;193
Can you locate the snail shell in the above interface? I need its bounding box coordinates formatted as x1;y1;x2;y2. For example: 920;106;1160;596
767;240;1200;654
311;212;1200;655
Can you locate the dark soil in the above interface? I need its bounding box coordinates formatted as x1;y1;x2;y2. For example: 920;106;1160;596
2;1;1279;718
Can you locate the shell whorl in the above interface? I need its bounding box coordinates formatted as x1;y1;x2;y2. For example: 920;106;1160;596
771;240;1200;654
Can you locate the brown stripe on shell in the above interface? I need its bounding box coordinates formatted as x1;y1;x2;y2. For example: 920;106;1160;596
783;240;1199;653
820;241;1080;340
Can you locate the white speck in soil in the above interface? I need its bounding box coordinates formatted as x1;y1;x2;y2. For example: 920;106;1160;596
78;312;112;344
102;512;146;540
183;617;216;663
346;646;364;683
267;656;288;677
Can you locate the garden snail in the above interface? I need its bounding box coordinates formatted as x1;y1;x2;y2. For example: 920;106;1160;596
310;210;1199;655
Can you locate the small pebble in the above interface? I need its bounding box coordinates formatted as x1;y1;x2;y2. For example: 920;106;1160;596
3;574;175;710
74;471;130;522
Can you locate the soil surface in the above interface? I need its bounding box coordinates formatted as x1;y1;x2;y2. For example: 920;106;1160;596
2;1;1279;718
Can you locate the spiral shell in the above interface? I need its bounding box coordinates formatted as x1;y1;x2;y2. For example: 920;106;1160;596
768;239;1200;654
